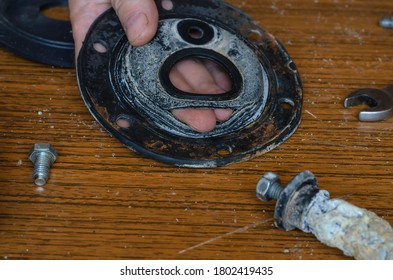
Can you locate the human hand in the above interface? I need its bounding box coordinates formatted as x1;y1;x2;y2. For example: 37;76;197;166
69;0;158;54
69;0;232;133
170;58;233;132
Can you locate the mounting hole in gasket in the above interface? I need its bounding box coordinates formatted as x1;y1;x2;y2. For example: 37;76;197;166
247;30;262;41
177;20;214;45
161;0;174;10
93;41;109;53
116;116;132;129
279;98;295;110
217;144;233;156
287;61;297;72
169;57;233;94
40;1;70;21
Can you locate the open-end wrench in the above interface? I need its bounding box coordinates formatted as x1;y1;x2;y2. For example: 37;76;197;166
343;85;393;121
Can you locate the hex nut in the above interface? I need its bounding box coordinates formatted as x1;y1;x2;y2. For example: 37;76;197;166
28;143;58;162
256;172;281;202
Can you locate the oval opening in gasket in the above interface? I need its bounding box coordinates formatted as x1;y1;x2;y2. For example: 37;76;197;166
159;48;242;102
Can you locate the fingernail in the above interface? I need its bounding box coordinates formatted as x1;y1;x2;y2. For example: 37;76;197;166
125;12;149;45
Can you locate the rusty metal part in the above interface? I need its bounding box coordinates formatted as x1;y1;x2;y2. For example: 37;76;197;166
28;143;58;186
77;0;303;167
343;85;393;121
256;171;393;260
256;171;320;230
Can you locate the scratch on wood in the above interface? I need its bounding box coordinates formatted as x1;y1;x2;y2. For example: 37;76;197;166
178;218;273;254
305;110;318;119
313;141;369;150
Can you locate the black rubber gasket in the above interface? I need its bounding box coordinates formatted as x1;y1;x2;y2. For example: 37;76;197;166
77;0;303;168
0;0;74;67
159;48;243;102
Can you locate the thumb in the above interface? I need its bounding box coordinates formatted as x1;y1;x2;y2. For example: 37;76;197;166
111;0;158;46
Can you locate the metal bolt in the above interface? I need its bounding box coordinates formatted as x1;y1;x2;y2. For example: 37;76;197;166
256;172;285;202
379;17;393;29
28;143;58;186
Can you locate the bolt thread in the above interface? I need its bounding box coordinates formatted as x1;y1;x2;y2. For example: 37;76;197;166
32;153;53;186
267;182;284;200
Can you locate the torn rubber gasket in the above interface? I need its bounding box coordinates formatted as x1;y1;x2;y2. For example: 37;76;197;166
0;0;74;67
77;0;303;168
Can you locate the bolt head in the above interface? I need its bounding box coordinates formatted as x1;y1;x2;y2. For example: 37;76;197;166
256;172;280;202
28;143;58;162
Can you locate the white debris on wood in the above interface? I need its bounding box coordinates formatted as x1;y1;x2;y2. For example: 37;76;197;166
302;191;393;260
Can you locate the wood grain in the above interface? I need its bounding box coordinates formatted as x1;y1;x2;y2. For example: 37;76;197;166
0;0;392;260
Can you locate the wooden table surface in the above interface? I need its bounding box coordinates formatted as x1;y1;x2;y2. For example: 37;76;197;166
0;0;392;260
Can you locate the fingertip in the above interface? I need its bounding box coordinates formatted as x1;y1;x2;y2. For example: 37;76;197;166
115;0;158;46
172;109;217;133
125;12;158;46
214;109;233;122
190;117;217;133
